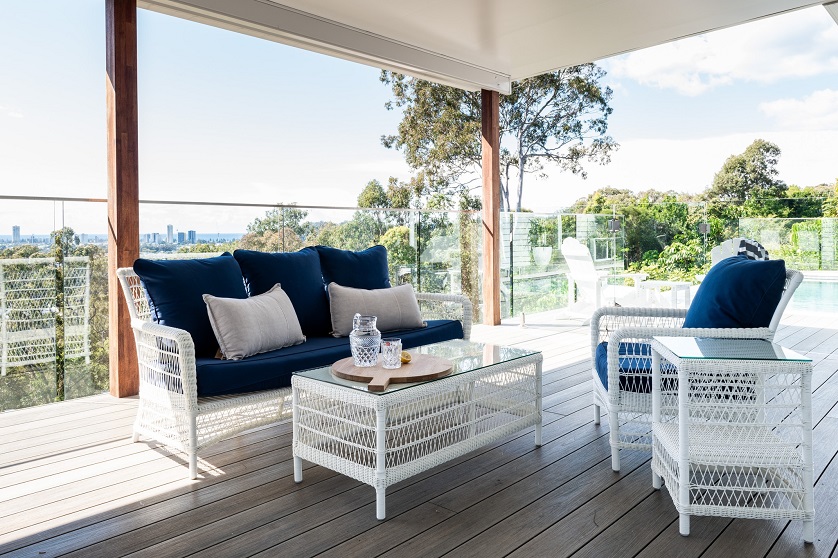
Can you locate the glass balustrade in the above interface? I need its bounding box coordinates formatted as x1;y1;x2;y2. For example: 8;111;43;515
1;195;836;410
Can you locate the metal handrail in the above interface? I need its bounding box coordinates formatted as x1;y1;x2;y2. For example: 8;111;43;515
0;194;480;215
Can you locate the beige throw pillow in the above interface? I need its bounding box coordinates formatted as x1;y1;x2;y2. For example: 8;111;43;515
328;282;425;337
204;284;305;360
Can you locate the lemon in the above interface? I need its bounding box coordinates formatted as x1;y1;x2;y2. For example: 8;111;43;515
400;351;412;364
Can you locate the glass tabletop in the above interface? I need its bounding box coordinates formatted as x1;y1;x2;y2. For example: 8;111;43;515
293;339;540;395
653;336;811;362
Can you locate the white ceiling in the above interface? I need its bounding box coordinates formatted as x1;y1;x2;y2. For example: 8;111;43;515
140;0;831;94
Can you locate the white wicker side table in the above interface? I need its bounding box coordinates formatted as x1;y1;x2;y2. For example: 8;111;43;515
650;336;814;542
292;339;543;519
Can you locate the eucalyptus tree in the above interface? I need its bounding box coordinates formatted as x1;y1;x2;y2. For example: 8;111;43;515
707;139;787;202
381;65;618;211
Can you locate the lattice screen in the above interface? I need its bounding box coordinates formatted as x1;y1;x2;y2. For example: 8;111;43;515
0;257;91;375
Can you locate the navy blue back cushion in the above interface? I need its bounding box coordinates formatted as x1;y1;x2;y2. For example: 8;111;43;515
233;248;331;337
683;255;786;329
195;319;463;396
133;253;247;358
315;245;391;290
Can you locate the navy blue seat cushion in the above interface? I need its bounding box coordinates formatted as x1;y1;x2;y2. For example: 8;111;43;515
315;245;391;290
594;341;653;393
233;248;331;337
133;253;247;358
195;319;464;397
683;255;786;329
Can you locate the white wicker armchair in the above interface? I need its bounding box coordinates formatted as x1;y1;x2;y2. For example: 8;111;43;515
591;268;803;472
117;267;472;479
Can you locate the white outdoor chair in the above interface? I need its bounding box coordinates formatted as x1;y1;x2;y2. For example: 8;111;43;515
0;258;57;375
710;237;749;266
697;238;768;283
62;257;92;364
0;257;92;375
591;264;804;472
561;237;645;317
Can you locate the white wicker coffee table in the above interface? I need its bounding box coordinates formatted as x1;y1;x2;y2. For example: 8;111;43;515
292;339;543;519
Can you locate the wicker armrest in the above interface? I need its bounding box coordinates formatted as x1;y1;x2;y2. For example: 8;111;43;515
591;306;688;353
604;325;773;392
130;319;199;406
415;292;473;340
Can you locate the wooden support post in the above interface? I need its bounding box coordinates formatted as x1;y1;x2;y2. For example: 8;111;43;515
481;89;501;325
106;0;140;397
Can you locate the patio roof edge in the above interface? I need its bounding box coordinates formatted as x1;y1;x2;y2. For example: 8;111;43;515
138;0;513;94
826;1;838;25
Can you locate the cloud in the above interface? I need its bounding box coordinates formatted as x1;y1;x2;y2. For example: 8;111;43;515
0;105;24;118
526;130;838;211
759;89;838;130
603;7;838;95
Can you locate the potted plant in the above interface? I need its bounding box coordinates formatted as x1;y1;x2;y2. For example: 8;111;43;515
528;217;557;266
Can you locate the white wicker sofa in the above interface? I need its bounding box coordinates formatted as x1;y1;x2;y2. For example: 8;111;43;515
117;247;472;479
592;257;803;472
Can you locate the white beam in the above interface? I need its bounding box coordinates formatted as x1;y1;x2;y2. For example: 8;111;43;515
825;1;838;26
138;0;512;93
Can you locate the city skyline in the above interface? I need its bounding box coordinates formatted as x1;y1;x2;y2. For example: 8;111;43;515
2;224;232;245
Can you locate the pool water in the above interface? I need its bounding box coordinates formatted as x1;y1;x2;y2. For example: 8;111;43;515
788;281;838;313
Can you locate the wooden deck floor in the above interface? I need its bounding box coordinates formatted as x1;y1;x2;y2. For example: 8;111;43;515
2;311;838;557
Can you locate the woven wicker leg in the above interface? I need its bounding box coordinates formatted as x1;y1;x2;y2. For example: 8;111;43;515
535;361;543;446
680;514;690;536
188;416;198;480
294;456;303;483
609;413;621;471
375;406;387;520
293;386;302;483
593;403;601;425
376;488;386;520
804;520;814;544
188;452;197;480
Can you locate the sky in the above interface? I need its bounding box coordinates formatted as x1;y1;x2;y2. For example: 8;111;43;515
1;1;837;234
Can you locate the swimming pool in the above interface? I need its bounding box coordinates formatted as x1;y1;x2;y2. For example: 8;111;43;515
788;280;838;313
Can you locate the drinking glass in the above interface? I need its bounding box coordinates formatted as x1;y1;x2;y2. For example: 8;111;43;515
381;338;402;369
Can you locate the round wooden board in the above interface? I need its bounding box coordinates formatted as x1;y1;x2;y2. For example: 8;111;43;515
331;352;453;392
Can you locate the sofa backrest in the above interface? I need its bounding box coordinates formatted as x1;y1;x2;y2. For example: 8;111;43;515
121;245;397;341
234;248;332;337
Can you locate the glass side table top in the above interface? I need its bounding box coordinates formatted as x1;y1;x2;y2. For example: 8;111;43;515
653;336;811;362
294;339;540;395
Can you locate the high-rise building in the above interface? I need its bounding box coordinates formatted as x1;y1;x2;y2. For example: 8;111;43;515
152;232;161;244
177;231;186;244
12;226;20;243
167;224;173;244
188;230;197;244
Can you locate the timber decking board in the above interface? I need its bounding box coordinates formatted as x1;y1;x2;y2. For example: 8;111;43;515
0;312;836;558
0;424;297;549
17;389;590;557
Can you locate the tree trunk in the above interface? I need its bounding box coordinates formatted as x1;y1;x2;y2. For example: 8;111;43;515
458;207;481;323
516;154;526;212
501;164;511;212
